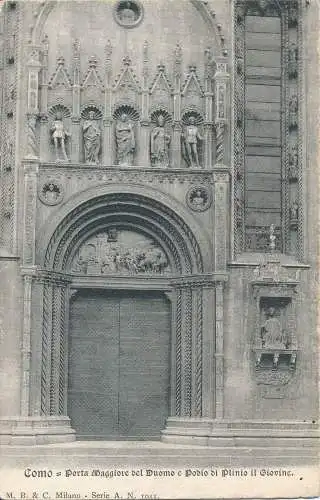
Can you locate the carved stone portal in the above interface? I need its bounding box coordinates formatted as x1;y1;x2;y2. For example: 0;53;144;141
71;229;171;275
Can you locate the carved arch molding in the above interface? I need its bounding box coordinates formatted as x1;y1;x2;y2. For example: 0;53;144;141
26;193;217;425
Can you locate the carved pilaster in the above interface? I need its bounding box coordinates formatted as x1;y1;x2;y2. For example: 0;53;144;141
27;47;41;114
191;287;203;417
214;60;229;165
23;162;39;265
214;172;229;270
215;281;224;419
203;122;213;169
180;287;192;416
172;122;182;169
103;119;113;165
71;117;81;163
201;285;215;417
39;114;49;162
20;274;33;416
139;120;150;167
71;40;81;163
40;34;49;115
49;285;63;414
40;282;53;415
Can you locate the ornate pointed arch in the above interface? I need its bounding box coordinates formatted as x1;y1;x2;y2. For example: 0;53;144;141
37;184;213;274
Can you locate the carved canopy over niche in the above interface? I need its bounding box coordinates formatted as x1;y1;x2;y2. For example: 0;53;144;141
25;0;230;167
70;228;171;276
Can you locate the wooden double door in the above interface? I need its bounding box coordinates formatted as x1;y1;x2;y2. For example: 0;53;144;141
68;289;171;439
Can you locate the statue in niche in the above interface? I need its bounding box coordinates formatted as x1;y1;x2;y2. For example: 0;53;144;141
150;114;171;168
290;200;299;221
289;95;298;129
82;111;101;164
261;307;287;349
182;116;203;168
115;113;135;166
288;144;298;180
51;112;71;161
269;224;276;252
288;43;298;79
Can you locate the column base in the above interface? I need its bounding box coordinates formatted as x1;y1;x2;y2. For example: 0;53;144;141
0;416;76;445
161;418;319;448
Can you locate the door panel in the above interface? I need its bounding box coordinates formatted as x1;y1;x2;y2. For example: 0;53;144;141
68;290;171;439
119;295;171;438
68;291;120;439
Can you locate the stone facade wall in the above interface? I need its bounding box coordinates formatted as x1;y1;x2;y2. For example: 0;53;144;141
0;0;318;446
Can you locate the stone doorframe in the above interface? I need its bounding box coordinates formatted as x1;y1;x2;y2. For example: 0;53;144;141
11;174;230;444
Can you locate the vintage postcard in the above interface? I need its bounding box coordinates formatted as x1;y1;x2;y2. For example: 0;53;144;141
0;0;319;498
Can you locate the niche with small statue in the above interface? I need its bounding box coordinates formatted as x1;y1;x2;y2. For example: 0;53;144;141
251;270;298;398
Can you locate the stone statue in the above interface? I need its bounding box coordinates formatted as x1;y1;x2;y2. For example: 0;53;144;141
51;112;70;161
288;43;298;79
261;307;286;349
82;111;101;164
182;116;203;168
288;144;298;180
269;224;276;252
289;95;298;129
150;114;171;168
290;200;299;221
115;113;135;166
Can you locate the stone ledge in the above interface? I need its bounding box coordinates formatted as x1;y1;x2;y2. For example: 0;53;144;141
0;416;76;445
161;418;319;447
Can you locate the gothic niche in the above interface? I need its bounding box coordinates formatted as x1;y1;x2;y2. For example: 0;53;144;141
252;274;298;397
150;110;172;168
113;105;139;166
48;104;71;162
71;229;171;276
113;0;144;28
81;106;102;164
181;110;204;168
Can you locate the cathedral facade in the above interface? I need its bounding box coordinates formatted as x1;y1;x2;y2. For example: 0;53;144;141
0;0;318;455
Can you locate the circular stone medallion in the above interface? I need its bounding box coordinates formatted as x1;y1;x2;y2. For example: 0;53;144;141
39;180;64;206
114;0;144;28
186;186;212;212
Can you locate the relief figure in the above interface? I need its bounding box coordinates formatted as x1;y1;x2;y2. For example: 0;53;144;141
182;116;203;168
115;113;135;166
83;111;101;164
150;114;171;168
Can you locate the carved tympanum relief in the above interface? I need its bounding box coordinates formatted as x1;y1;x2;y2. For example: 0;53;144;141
71;229;171;275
